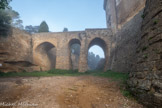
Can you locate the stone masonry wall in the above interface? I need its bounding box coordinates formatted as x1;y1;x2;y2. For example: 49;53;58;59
104;0;146;33
116;0;146;29
128;0;162;107
108;10;143;72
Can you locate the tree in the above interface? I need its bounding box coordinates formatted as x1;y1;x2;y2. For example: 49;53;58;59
0;0;12;37
25;25;39;34
5;8;24;30
0;9;11;37
96;58;105;70
12;19;23;29
38;21;49;32
0;0;12;9
63;27;68;32
88;52;103;70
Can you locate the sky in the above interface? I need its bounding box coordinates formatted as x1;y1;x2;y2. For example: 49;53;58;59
89;45;105;58
10;0;106;58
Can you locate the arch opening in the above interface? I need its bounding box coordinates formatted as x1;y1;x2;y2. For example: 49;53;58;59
87;38;107;71
35;42;56;70
69;39;81;70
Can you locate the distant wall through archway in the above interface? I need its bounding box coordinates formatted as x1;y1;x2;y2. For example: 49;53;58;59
69;39;81;70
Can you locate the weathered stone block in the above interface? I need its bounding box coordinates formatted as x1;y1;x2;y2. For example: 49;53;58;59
137;80;151;91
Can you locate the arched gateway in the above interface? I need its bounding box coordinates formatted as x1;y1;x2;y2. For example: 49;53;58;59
87;38;108;71
32;29;112;72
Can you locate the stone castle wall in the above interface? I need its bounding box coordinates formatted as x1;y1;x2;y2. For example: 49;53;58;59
108;10;143;73
116;0;146;29
105;0;162;107
104;0;145;73
128;0;162;107
104;0;146;33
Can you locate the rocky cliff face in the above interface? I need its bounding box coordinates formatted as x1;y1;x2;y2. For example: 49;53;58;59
0;28;34;72
128;0;162;107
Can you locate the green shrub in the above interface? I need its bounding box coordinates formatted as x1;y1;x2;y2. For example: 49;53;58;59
141;14;145;19
121;89;132;98
143;54;148;59
142;46;147;52
153;20;158;25
0;71;5;76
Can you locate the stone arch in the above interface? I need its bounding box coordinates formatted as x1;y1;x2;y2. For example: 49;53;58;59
35;42;56;71
68;39;81;70
87;37;108;71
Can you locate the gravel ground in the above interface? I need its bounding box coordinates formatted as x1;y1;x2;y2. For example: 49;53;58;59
0;76;144;108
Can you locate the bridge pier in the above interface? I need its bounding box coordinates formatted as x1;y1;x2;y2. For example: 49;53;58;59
78;36;88;72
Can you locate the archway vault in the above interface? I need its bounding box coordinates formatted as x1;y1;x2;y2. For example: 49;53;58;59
88;37;107;54
87;37;108;71
34;42;57;71
69;39;81;70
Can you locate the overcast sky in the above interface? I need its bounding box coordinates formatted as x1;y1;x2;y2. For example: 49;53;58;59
10;0;106;57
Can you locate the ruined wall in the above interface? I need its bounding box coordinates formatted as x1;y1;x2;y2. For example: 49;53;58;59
128;0;162;107
104;0;146;33
0;28;33;72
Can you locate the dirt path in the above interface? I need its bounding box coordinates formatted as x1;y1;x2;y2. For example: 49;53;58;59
0;76;144;108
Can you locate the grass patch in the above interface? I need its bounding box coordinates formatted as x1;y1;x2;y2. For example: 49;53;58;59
47;69;83;76
0;69;83;77
0;69;128;83
0;69;128;80
121;89;132;98
85;70;128;83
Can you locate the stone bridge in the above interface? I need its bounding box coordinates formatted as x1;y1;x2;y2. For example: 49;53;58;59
32;29;112;72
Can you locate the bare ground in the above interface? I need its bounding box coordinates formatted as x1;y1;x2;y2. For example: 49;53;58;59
0;76;144;108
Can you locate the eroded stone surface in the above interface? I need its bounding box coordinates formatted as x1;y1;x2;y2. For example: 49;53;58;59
127;0;162;107
0;28;33;72
104;0;162;107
